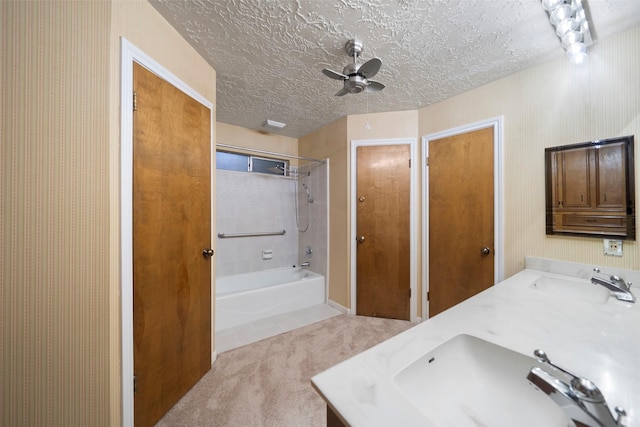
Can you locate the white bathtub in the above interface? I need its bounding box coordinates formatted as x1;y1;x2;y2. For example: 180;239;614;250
215;267;325;331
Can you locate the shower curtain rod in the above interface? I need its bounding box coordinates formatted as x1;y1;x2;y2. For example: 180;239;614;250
217;143;326;164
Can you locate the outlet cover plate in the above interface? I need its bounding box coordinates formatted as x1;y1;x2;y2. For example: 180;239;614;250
603;239;623;257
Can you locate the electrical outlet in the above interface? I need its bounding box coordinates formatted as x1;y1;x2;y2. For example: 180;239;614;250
603;239;623;257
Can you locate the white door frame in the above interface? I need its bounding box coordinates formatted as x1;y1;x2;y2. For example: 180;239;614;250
421;116;504;320
350;138;419;322
119;38;214;427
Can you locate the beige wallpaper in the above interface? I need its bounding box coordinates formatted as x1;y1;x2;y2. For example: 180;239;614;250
2;1;111;425
3;0;218;425
419;26;640;277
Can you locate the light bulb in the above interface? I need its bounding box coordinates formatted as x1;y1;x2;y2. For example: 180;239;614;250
555;18;577;37
566;42;587;64
541;0;564;11
561;30;583;49
550;4;572;25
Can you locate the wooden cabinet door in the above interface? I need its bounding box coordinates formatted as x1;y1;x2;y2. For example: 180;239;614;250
559;148;592;209
596;143;625;209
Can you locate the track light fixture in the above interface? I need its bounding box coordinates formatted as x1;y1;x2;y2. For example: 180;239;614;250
541;0;592;64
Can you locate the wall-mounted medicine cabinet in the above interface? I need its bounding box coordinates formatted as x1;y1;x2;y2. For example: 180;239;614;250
545;135;635;240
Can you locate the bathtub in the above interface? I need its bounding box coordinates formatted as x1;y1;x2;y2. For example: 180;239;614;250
215;267;325;331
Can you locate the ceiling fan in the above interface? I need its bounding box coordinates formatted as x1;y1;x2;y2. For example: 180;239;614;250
322;39;385;97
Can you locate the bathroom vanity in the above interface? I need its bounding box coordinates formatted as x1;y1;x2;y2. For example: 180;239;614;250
311;257;640;426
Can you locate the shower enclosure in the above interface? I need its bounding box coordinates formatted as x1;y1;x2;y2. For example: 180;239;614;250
214;145;329;330
215;147;327;277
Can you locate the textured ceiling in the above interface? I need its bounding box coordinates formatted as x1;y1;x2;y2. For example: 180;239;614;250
150;0;640;138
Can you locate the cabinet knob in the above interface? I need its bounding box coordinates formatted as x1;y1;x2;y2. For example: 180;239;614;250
481;247;491;255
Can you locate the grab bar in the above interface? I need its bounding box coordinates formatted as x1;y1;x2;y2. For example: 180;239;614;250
217;230;286;239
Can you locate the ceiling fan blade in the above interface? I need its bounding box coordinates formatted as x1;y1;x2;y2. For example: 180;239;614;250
322;68;348;80
358;58;382;78
365;80;385;93
335;87;349;96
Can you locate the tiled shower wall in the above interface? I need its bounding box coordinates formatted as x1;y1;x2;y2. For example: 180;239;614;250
216;165;328;278
216;170;298;276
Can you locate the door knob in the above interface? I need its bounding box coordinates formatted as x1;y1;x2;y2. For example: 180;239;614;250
357;236;365;243
481;247;491;255
202;248;214;258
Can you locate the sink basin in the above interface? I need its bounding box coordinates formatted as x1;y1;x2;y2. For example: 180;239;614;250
528;276;610;304
393;335;570;427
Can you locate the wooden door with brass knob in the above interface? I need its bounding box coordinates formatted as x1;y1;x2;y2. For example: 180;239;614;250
428;127;494;317
133;63;212;427
356;144;411;320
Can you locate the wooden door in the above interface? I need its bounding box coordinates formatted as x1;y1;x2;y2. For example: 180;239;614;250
356;144;411;320
133;63;212;427
428;127;494;317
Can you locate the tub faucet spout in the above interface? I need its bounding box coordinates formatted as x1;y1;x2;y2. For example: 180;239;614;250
300;261;310;268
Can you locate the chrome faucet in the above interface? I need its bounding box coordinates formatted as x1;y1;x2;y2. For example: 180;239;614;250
300;261;310;268
591;268;635;303
527;349;627;427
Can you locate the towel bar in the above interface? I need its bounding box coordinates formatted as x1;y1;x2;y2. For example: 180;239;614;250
217;230;286;239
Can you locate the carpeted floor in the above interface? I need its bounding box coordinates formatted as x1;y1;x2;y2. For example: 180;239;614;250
156;314;412;427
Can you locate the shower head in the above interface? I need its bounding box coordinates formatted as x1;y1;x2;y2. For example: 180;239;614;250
302;183;313;204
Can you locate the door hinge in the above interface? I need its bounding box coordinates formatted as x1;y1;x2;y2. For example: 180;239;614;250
133;91;137;112
409;288;412;297
133;375;138;394
427;291;430;301
409;158;411;168
425;156;429;166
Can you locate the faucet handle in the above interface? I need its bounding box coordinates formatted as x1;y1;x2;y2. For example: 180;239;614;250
610;275;632;287
615;407;627;423
533;349;584;384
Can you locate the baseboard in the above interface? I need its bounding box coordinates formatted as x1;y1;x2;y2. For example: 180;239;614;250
327;299;350;315
211;350;217;365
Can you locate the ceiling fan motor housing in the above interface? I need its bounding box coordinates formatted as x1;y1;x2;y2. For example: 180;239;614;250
345;75;367;93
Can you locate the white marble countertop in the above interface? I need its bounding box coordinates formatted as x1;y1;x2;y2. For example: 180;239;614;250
311;257;640;426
